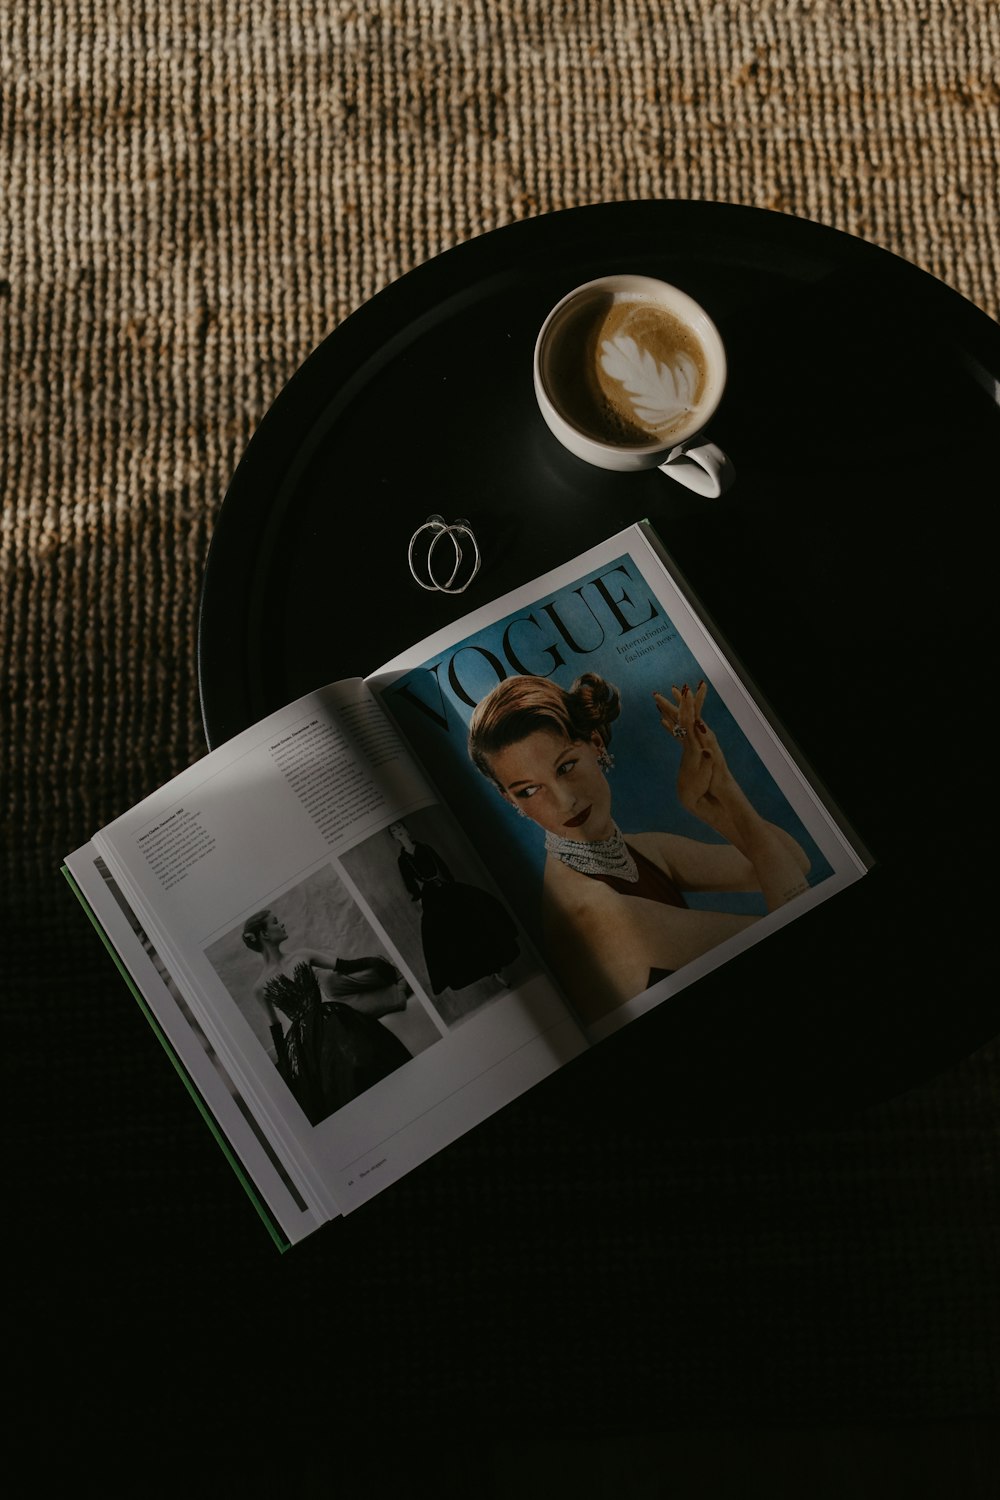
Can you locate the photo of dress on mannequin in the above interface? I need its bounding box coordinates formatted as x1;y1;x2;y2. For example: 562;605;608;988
387;819;521;994
338;807;535;1028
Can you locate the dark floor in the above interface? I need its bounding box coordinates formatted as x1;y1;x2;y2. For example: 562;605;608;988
479;1424;1000;1499
52;1422;999;1497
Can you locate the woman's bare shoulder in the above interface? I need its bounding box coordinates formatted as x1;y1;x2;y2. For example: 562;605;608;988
622;829;685;870
624;830;663;858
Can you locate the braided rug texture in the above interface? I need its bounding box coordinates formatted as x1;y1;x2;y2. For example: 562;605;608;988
4;1;999;856
3;0;999;1434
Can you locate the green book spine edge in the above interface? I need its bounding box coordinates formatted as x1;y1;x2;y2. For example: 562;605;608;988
62;863;291;1253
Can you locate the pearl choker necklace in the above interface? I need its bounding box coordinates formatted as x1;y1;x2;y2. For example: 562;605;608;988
544;823;639;882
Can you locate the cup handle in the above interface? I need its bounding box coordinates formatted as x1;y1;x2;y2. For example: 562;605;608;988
658;439;735;497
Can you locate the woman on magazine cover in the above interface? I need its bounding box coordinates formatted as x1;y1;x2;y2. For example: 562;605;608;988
242;910;413;1124
468;672;810;1024
388;820;520;993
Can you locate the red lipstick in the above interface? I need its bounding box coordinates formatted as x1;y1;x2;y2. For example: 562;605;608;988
563;805;592;829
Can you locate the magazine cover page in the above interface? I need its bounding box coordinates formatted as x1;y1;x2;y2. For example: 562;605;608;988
372;526;869;1040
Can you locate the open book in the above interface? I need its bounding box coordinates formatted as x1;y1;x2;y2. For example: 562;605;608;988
64;521;872;1248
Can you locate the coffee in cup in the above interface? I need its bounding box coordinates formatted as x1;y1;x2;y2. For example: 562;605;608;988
533;274;733;495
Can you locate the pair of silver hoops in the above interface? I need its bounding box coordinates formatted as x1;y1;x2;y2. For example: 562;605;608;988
407;515;481;594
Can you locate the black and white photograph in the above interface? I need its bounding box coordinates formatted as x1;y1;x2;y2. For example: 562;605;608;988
90;853;309;1214
204;863;441;1127
340;805;538;1027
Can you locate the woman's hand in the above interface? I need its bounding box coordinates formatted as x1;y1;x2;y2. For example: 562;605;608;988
653;683;751;839
653;683;810;907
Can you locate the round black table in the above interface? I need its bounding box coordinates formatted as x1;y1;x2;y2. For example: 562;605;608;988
198;200;1000;1127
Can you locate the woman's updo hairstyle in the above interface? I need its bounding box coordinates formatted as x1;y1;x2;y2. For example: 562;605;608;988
468;672;622;790
242;910;272;951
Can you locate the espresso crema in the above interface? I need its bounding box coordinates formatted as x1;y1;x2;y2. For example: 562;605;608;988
542;294;710;446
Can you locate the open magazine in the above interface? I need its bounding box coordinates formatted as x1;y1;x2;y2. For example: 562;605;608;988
64;521;872;1248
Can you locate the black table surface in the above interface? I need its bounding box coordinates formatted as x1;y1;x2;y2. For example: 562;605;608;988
198;199;1000;1129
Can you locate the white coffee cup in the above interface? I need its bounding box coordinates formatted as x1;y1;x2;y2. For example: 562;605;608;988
533;273;734;497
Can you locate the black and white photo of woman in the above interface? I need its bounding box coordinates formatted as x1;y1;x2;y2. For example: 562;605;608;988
339;806;538;1028
204;863;441;1126
388;818;521;993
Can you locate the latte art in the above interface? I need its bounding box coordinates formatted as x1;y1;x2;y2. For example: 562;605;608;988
541;294;711;447
599;334;699;431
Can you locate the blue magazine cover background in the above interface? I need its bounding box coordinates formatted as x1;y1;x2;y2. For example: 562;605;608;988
383;551;834;949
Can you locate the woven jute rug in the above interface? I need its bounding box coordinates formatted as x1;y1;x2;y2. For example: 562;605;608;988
3;1;998;1443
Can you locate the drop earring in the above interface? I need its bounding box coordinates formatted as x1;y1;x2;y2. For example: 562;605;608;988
499;787;526;817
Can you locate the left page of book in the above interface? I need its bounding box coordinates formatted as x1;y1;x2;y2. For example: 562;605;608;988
87;678;587;1220
63;846;320;1248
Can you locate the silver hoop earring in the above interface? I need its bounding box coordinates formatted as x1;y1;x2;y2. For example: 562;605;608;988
408;515;482;594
